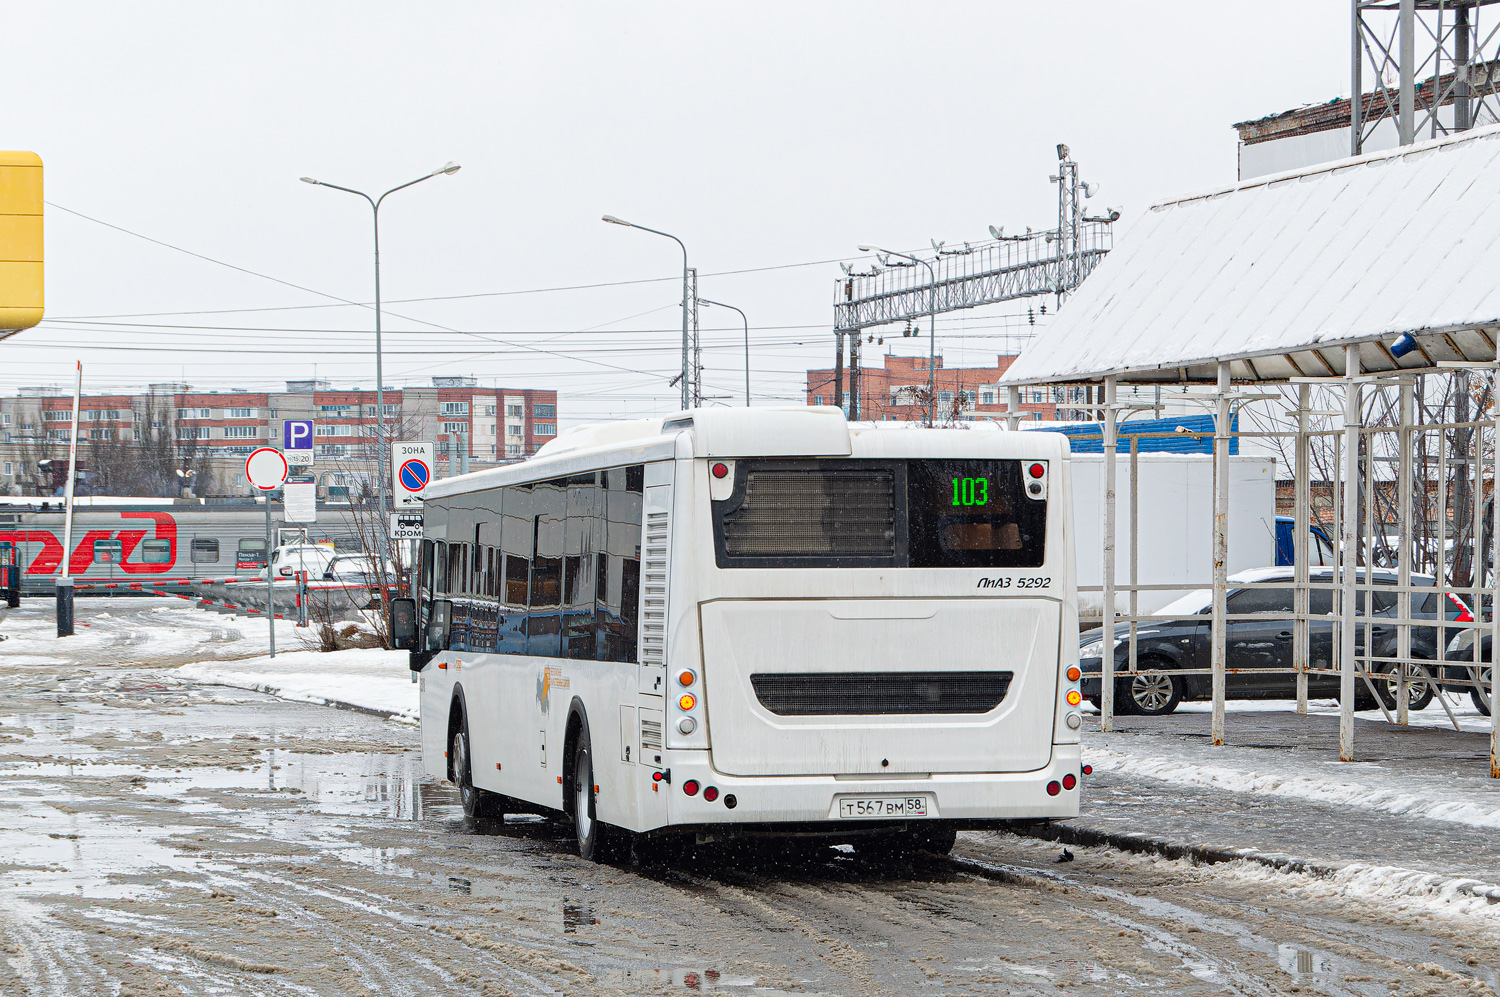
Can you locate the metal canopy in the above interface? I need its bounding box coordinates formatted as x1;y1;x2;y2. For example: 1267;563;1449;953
1001;124;1500;385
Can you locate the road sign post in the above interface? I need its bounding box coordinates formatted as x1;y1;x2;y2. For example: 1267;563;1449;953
393;441;433;508
246;447;288;658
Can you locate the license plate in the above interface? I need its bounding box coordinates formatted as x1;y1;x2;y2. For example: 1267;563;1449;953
838;795;929;819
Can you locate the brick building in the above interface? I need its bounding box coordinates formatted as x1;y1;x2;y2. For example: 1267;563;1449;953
0;378;558;498
804;353;1108;423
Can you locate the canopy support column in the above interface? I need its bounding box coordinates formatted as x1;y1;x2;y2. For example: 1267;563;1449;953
1397;380;1414;725
1340;346;1362;762
1101;375;1119;731
1295;383;1311;714
1211;361;1231;746
1491;367;1500;777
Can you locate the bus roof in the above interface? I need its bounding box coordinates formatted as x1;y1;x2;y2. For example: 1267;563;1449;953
427;407;1072;501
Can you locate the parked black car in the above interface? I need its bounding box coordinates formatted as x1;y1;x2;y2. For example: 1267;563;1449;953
1080;567;1468;716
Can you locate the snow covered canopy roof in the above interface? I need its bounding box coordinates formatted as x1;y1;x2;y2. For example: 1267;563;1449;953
1001;124;1500;384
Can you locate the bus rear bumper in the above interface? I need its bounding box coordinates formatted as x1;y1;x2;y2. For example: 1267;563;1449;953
654;743;1082;829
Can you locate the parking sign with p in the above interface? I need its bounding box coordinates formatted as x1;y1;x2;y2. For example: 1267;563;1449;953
283;420;314;466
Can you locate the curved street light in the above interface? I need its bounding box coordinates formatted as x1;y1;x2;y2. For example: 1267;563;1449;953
602;215;691;410
300;162;461;548
697;298;751;407
858;244;938;426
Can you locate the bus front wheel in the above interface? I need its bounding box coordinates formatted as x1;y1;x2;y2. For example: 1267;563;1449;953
451;722;505;821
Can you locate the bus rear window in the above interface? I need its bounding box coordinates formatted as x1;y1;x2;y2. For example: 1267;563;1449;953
712;459;1046;568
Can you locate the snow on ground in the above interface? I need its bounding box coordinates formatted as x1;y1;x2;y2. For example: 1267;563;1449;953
1086;702;1500;831
1176;695;1496;735
177;649;417;723
0;596;309;667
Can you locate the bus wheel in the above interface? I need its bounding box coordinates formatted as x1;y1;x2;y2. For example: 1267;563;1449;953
451;722;505;821
573;734;627;863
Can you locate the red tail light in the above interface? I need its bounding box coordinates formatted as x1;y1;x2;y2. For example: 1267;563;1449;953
683;780;700;796
702;786;719;802
1046;781;1061;796
1062;774;1077;790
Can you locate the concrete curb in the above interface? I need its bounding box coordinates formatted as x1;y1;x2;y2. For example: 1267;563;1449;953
1012;820;1500;904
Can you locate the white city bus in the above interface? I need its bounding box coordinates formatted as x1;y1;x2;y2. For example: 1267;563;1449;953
390;407;1082;861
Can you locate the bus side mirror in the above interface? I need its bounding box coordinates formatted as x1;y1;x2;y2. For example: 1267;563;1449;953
390;598;418;650
426;600;452;652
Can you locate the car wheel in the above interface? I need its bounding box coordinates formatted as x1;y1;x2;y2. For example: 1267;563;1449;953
1472;666;1493;717
451;721;506;820
1377;661;1436;712
1123;659;1182;716
573;732;628;863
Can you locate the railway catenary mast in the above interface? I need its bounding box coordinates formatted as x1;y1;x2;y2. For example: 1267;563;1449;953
832;145;1117;421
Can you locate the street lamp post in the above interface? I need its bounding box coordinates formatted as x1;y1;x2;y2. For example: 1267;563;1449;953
697;298;751;407
300;162;460;544
858;245;939;426
602;215;692;411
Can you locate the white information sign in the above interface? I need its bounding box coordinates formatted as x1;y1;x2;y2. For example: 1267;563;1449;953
284;476;317;523
393;441;433;508
390;513;424;540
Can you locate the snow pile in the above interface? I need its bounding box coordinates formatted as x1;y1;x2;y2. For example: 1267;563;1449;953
1084;742;1500;830
1226;860;1500;937
177;649;418;723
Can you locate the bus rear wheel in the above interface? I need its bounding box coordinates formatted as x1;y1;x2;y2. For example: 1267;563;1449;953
573;734;628;863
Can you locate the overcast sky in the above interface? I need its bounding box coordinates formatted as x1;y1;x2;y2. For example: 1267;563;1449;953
2;2;1351;425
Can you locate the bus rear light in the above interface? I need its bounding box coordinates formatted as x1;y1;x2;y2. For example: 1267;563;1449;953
1046;781;1061;796
1082;764;1093;775
1066;666;1081;682
1029;463;1046;479
711;462;730;479
678;669;696;687
677;716;697;735
683;780;700;796
1062;774;1077;791
1066;690;1082;706
702;786;719;802
678;693;697;711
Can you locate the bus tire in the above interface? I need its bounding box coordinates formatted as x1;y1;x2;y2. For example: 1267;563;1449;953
451;721;505;821
573;733;627;863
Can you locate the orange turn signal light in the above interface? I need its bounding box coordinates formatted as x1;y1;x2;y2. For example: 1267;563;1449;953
1066;666;1081;682
1066;690;1082;706
678;693;697;711
678;669;696;687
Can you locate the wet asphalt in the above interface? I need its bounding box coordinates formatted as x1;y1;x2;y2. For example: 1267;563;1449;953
1;598;1498;996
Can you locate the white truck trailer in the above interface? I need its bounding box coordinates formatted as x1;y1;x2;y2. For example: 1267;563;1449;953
1069;453;1279;619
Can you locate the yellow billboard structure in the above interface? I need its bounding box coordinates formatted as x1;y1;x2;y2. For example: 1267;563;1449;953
0;151;42;338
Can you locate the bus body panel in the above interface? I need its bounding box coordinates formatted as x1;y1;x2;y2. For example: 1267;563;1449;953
699;598;1059;777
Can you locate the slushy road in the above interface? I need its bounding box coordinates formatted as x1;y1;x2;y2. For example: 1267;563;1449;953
0;599;1493;995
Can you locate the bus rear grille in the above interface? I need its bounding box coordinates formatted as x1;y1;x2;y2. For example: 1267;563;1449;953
749;671;1013;716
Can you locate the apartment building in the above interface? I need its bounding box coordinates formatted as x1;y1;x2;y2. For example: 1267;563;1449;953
805;354;1067;422
0;378;559;498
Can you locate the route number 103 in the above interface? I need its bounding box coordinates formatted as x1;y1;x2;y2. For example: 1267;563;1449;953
952;477;989;507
